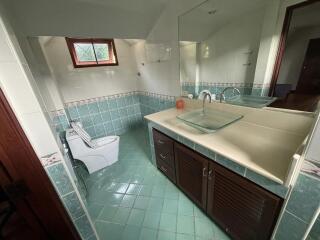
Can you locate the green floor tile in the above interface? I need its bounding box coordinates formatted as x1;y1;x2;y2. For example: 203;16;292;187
139;228;157;240
85;127;224;240
159;213;177;232
177;215;195;235
105;193;125;206
157;230;176;240
98;205;118;221
178;199;194;216
106;183;129;194
148;197;164;212
151;185;166;197
127;184;143;195
95;221;124;240
120;195;137;208
134;196;150;210
111;207;131;225
143;211;161;229
162;199;178;214
139;185;153;196
127;209;145;226
176;233;195;240
195;217;214;238
121;225;141;240
87;202;104;220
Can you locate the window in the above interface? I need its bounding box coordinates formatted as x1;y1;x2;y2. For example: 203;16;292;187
66;38;118;68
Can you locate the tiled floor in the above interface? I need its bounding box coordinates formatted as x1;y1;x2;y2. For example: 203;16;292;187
84;126;230;240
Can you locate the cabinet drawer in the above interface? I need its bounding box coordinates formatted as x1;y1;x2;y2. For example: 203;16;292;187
156;158;176;183
153;129;175;167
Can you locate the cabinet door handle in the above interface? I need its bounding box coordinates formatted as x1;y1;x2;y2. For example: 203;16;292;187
202;167;207;177
160;166;167;172
160;153;167;159
208;170;213;180
158;139;164;144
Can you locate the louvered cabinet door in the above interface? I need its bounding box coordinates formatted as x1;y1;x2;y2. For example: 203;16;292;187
207;162;283;240
174;142;208;210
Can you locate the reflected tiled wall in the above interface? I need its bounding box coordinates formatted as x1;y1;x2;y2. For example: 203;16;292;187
181;82;270;98
45;160;97;240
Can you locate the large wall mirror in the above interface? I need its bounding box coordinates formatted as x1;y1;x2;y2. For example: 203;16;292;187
179;0;320;112
269;0;320;112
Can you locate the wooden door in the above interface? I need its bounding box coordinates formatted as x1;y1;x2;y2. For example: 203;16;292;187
296;38;320;94
174;142;208;210
0;89;80;240
207;162;283;240
0;162;46;239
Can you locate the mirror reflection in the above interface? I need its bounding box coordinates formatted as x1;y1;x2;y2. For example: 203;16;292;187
179;0;320;112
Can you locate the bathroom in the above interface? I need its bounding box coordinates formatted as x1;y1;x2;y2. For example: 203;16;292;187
0;0;319;240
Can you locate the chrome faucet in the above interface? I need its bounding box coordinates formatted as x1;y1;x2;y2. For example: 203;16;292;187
219;87;241;103
202;92;212;114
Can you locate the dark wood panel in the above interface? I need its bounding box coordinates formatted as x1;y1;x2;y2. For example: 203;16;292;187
174;142;208;210
0;89;80;240
207;162;283;240
153;129;175;168
156;158;176;183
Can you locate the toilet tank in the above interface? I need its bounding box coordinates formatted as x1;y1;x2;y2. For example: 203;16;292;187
65;129;89;157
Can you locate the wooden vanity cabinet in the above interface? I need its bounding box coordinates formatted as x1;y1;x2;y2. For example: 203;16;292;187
206;162;283;240
174;142;208;210
152;128;283;240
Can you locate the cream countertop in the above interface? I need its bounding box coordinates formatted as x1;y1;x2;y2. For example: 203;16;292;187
145;100;315;185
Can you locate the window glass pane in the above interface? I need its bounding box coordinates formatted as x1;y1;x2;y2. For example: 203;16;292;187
74;43;96;62
93;43;110;61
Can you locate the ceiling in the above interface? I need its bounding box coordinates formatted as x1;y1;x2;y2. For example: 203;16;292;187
1;0;169;39
179;0;268;42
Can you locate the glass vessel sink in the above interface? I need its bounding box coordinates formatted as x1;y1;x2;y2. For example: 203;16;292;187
177;109;243;133
225;95;277;108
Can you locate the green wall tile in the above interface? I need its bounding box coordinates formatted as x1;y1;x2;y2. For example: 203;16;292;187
62;191;85;219
286;174;320;222
46;163;74;196
275;211;308;240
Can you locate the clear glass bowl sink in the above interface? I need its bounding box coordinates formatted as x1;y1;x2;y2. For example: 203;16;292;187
177;109;243;133
225;95;277;108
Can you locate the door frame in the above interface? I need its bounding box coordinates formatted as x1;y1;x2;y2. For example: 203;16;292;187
268;0;320;96
0;88;80;239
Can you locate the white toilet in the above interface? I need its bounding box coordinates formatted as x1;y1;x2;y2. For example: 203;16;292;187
66;123;120;174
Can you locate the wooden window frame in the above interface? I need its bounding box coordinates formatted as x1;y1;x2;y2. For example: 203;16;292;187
65;38;119;68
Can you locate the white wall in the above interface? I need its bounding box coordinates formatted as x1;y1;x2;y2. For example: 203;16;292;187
133;0;205;96
199;10;264;85
41;37;140;103
277;26;320;88
0;9;62;157
19;37;65;112
180;42;197;84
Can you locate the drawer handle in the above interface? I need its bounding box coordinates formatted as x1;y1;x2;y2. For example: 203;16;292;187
158;139;165;144
202;167;207;177
208;170;213;180
160;153;167;159
160;166;167;172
